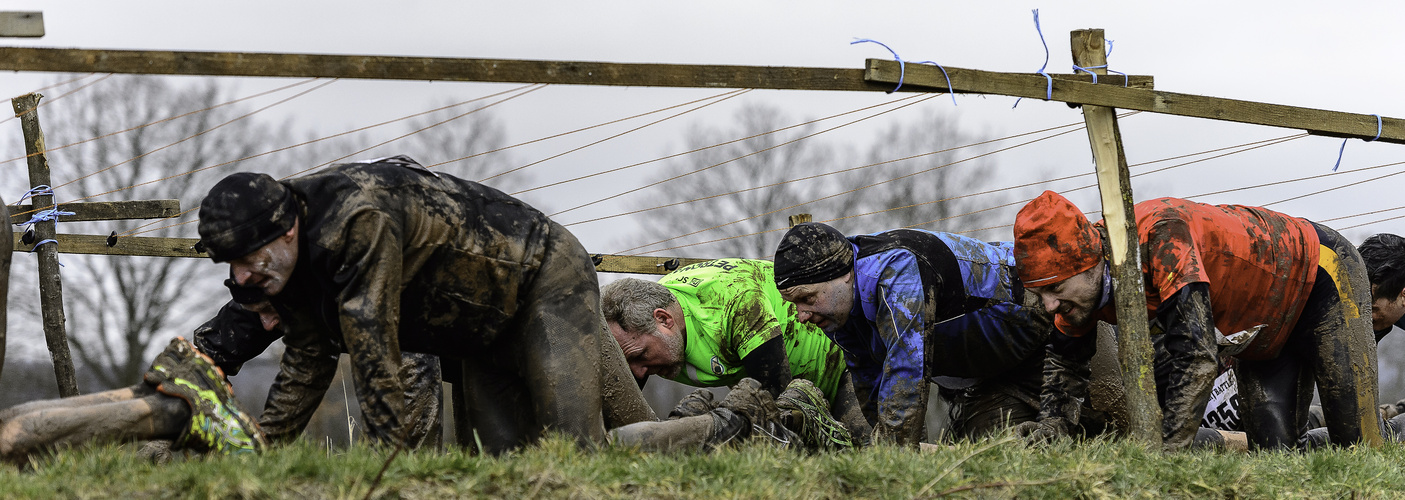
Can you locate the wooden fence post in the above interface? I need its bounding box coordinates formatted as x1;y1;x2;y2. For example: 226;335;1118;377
0;195;8;382
13;92;79;397
1070;29;1162;446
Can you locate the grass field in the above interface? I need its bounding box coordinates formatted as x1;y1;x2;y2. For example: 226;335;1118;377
3;433;1403;499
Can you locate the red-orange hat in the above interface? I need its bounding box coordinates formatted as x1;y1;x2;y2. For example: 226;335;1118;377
1013;190;1103;288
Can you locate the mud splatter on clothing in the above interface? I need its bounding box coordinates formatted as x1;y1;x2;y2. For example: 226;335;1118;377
1057;198;1320;361
826;229;1051;445
660;259;847;401
198;156;642;451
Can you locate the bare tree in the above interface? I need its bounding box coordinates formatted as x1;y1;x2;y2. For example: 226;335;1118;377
834;109;1007;236
8;75;278;389
622;104;1011;260
621;104;852;259
363;103;525;193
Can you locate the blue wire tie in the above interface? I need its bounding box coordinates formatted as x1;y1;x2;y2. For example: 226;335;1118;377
1071;65;1130;88
1332;114;1383;171
16;207;75;226
852;39;906;93
28;238;63;266
912;60;958;106
1071;65;1099;85
15;185;53;205
1013;9;1054;109
852;39;958;105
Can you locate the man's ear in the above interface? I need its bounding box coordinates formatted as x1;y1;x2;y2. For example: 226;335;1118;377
653;307;675;329
1396;287;1405;303
281;218;298;242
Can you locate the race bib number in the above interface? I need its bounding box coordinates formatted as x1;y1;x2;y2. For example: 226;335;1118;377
1200;369;1242;431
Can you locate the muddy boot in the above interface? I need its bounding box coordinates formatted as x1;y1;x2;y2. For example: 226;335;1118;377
776;379;852;449
144;337;266;454
1193;428;1248;452
668;389;717;419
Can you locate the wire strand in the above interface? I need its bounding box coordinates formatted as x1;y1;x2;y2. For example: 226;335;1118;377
279;84;547;180
464;88;751;181
1;78;322;169
550;93;938;219
513;93;931;197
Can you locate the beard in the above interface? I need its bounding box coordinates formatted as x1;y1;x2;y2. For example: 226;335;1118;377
657;330;686;379
1058;302;1097;328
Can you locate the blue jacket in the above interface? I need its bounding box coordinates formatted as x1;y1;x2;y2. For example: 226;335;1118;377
825;229;1050;443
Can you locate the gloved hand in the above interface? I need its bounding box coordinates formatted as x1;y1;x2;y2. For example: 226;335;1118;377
1380;399;1405;421
1015;418;1069;444
668;388;717;419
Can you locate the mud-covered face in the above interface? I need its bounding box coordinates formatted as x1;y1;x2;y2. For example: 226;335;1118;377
609;308;686;381
781;272;855;333
1028;263;1103;328
240;300;283;332
1371;284;1405;332
229;223;298;297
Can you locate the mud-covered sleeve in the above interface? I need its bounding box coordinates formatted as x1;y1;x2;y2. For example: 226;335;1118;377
740;336;791;397
192;301;283;376
1037;329;1096;428
727;290;792;396
869;260;930;446
1143;218;1209;307
1152;282;1218;451
259;342;339;443
832;335;882;424
926;301;1052;378
327;209;411;446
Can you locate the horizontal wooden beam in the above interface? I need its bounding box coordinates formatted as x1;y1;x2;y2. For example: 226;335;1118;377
866;59;1405;144
0;12;43;38
591;254;710;275
9;199;180;224
11;233;203;258
0;46;1150;93
10;232;710;275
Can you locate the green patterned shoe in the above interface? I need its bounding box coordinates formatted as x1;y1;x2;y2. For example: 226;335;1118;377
776;378;853;450
144;337;267;454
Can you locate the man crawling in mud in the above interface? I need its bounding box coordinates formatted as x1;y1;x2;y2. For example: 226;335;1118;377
195;154;657;453
600;259;872;449
1012;190;1383;451
769;222;1059;446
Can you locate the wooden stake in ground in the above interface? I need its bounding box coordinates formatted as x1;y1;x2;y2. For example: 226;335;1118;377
13;92;79;397
0;195;9;382
1070;29;1161;446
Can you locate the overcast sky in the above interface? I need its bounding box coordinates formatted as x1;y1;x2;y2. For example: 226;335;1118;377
0;0;1401;249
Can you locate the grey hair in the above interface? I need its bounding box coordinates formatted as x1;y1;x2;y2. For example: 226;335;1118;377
600;277;678;336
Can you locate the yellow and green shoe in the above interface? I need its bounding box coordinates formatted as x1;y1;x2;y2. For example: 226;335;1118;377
144;337;267;454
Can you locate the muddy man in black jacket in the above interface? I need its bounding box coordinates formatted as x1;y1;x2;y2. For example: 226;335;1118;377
196;155;655;452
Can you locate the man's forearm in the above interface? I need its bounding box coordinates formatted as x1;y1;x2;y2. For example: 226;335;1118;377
1155;283;1218;450
259;347;338;443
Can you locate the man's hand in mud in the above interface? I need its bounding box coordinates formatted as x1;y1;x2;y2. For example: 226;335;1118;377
1015;419;1068;444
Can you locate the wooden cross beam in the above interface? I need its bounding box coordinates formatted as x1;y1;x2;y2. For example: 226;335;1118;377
9;199;179;224
864;59;1405;144
9;231;708;275
0;12;42;38
0;46;1153;92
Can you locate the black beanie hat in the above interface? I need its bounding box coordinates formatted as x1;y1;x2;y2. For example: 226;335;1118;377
197;172;296;263
773;222;854;289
